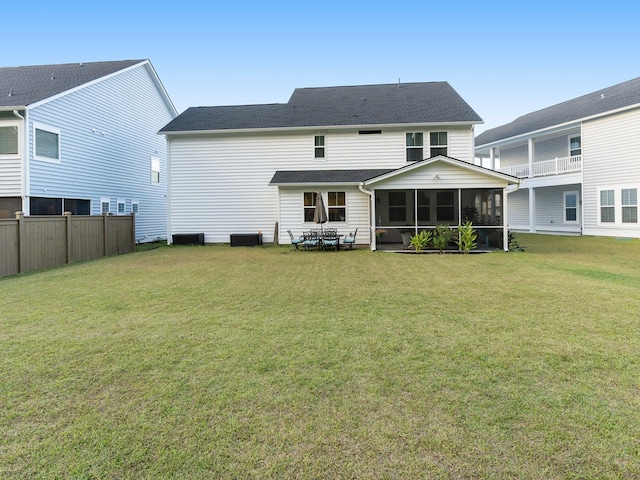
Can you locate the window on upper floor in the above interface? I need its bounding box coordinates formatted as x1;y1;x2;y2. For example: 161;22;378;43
406;133;423;162
599;189;615;223
622;188;637;223
0;125;18;155
430;132;448;157
151;156;160;184
328;191;346;222
569;136;581;156
314;135;325;159
34;123;60;162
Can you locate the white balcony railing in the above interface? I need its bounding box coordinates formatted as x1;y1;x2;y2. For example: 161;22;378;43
499;155;582;179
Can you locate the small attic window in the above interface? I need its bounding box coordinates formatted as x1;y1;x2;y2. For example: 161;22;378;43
358;130;382;135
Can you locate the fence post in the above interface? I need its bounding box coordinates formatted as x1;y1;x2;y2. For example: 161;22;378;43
16;211;26;274
130;213;136;251
102;213;109;257
64;211;72;264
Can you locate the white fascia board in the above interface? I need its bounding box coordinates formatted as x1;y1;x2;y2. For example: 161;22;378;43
27;61;149;110
141;60;179;117
162;121;481;137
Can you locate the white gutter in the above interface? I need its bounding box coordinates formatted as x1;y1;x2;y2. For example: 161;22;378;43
13;109;29;215
359;182;375;250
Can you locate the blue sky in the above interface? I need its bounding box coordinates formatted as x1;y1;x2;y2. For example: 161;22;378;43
4;0;639;134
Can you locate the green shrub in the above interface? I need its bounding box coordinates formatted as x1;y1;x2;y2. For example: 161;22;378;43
456;221;477;254
409;230;432;253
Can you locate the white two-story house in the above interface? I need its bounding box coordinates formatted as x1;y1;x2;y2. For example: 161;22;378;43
0;60;177;241
161;82;519;250
475;76;640;238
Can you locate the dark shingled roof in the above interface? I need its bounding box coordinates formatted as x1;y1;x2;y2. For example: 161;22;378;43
0;60;145;107
160;82;482;133
476;76;640;147
270;169;394;185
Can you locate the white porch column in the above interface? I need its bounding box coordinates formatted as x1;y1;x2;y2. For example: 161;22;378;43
529;187;536;233
489;147;496;171
370;189;376;251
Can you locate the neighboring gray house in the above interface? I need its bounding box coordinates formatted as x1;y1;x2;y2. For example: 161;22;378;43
161;82;519;250
0;60;177;241
476;76;640;238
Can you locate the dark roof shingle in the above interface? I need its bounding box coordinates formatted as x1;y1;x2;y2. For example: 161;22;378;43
0;60;145;107
161;82;482;133
270;169;394;185
476;76;640;146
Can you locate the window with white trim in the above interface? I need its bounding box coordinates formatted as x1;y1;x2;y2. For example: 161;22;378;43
406;133;423;162
101;198;111;214
34;123;60;162
117;199;126;215
303;192;316;222
622;188;637;223
328;191;346;222
430;132;448;156
151;156;160;184
314;135;325;159
569;136;581;156
132;199;139;214
599;189;615;223
564;191;579;223
0;125;18;155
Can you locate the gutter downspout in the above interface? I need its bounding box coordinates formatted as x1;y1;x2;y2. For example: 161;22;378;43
13;109;28;215
358;182;375;251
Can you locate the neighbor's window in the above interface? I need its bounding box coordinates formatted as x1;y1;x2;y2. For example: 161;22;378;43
600;189;615;223
101;198;111;214
117;199;126;215
388;191;407;222
328;191;346;222
63;198;90;215
132;200;139;214
564;191;578;222
622;188;638;223
34;124;60;161
406;133;423;162
303;192;316;222
314;135;325;158
151;156;160;184
569;136;581;156
0;125;18;155
430;132;448;156
30;197;62;215
436;190;455;222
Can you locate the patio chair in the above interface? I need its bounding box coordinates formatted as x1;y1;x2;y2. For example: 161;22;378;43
342;228;357;249
322;231;339;251
287;229;304;249
302;231;320;251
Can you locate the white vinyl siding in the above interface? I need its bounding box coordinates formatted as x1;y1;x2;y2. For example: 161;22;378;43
500;144;528;169
27;63;175;241
505;189;529;230
582;108;640;237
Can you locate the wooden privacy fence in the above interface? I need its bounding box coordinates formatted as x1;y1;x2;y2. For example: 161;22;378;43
0;212;135;278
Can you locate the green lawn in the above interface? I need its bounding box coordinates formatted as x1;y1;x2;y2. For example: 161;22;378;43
1;234;639;479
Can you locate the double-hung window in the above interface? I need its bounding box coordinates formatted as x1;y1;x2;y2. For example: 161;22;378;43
599;190;615;223
564;191;578;222
569;136;581;156
34;123;60;162
406;133;423;162
151;156;160;184
101;198;111;214
314;136;325;159
328;192;346;222
430;132;448;156
0;125;18;155
303;192;316;222
622;188;638;223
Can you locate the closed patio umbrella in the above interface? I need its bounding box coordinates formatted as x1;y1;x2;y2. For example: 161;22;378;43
314;191;328;233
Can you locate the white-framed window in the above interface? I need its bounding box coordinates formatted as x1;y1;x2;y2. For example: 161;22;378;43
328;191;346;222
100;197;111;214
564;191;579;223
599;189;615;223
117;199;126;215
303;192;317;222
622;188;638;224
569;136;581;156
132;199;139;214
429;132;448;157
33;122;61;162
314;135;325;159
0;123;19;156
151;155;160;184
406;132;423;162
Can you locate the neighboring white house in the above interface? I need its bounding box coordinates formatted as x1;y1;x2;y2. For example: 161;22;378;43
475;76;640;238
0;60;177;241
160;82;519;250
